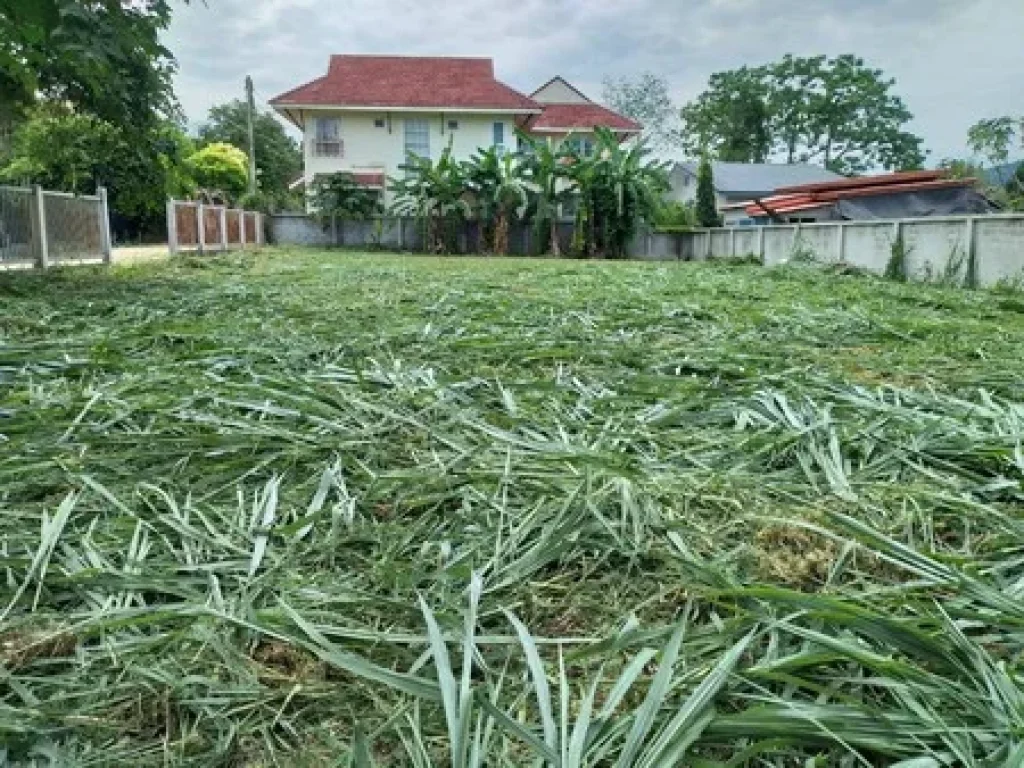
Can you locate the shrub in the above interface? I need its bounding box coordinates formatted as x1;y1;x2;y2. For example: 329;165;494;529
654;200;696;229
186;142;248;201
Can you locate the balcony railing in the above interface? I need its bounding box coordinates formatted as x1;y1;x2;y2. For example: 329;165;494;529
314;140;344;158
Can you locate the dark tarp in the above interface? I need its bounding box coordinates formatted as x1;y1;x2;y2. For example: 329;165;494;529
836;187;997;220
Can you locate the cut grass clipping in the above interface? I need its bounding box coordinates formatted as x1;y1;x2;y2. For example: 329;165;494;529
3;249;1024;765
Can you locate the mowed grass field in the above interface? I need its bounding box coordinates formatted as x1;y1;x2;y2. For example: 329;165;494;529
3;249;1024;765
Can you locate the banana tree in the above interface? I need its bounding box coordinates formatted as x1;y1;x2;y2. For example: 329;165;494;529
518;133;576;257
390;142;471;253
464;147;533;256
567;128;670;258
589;127;671;258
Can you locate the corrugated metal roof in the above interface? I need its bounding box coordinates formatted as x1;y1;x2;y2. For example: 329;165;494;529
744;175;979;217
773;170;945;195
674;161;843;195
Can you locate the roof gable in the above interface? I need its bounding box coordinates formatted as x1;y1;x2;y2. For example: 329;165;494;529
530;76;593;105
271;55;541;113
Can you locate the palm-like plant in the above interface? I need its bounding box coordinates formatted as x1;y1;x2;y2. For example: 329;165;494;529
588;128;671;259
464;147;533;256
562;128;670;258
390;142;471;253
519;133;575;257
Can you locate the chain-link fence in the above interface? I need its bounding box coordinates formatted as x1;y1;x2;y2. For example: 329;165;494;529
45;192;105;263
0;185;111;269
0;186;36;266
167;200;264;254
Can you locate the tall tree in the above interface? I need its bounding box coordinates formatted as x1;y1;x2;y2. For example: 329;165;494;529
695;157;720;228
0;106;195;228
602;72;680;152
967;117;1022;171
966;117;1024;210
771;55;925;174
680;67;771;163
198;100;302;199
0;0;185;131
679;55;927;175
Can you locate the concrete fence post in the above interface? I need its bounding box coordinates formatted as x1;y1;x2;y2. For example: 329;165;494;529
705;230;712;260
98;187;113;264
965;217;978;287
757;226;766;262
220;206;228;251
239;210;247;248
167;200;178;256
31;185;49;269
196;203;206;255
257;214;265;246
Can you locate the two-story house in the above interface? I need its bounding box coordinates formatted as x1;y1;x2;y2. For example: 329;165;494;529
270;56;640;206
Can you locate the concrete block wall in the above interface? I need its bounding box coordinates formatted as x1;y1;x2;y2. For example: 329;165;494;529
681;215;1024;288
269;213;1024;288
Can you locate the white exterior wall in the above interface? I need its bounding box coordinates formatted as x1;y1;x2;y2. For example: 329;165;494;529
301;110;520;203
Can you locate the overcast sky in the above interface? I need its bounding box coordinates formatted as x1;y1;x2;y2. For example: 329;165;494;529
165;0;1024;163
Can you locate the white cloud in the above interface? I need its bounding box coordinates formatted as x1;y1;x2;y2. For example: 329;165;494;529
164;0;1024;161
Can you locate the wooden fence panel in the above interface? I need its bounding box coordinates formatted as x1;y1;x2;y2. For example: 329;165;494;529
203;206;224;250
168;201;263;254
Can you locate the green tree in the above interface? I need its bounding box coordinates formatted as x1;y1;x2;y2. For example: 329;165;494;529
390;143;471;254
464;148;533;255
310;173;382;220
964;117;1024;210
680;55;927;174
770;54;925;174
602;72;679;152
967;117;1020;168
568;128;670;258
519;133;575;257
679;67;771;162
695;156;720;228
198;100;302;200
0;106;195;224
186;143;249;201
0;0;186;131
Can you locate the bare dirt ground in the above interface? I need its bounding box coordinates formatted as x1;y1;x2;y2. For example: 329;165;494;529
113;244;170;264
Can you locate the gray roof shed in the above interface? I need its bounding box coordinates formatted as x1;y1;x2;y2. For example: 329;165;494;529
674;161;844;197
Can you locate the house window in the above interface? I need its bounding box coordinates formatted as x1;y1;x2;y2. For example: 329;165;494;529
565;136;594;157
404;118;430;160
492;122;505;150
447;120;459;131
314;118;342;157
374;118;386;128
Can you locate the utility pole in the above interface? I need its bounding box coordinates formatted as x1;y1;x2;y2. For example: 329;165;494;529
245;75;258;195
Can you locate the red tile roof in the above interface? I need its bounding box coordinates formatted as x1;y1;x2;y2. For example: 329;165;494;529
525;103;641;133
271;55;541;112
352;172;385;188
